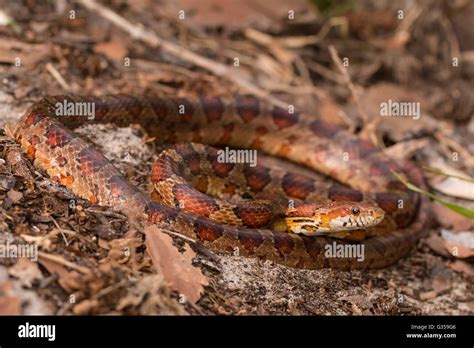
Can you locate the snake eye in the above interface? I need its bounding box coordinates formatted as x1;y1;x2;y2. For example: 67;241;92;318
351;207;360;215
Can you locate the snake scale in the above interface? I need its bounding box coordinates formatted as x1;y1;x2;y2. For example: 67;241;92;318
14;95;431;270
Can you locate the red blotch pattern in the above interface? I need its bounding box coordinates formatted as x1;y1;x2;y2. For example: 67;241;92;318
328;185;363;202
281;172;314;200
236;96;259;123
271;107;298;129
200;96;224;122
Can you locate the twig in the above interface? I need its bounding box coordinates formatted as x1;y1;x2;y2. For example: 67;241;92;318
294;55;313;87
38;251;91;274
244;28;295;65
266;83;321;95
157;226;197;244
78;0;288;109
439;14;461;65
1;208;14;222
395;3;423;35
45;63;72;92
90;279;127;300
149;224;221;262
328;45;385;147
276;17;348;48
85;207;127;219
434;131;474;168
306;61;346;84
383;138;429;160
328;45;367;122
50;216;70;246
374;3;422;51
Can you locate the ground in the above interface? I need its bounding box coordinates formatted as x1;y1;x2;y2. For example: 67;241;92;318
0;0;472;315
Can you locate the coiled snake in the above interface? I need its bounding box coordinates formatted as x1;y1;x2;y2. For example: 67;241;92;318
14;95;430;270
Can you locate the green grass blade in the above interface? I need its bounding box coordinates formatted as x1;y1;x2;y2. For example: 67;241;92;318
391;171;474;219
422;165;474;183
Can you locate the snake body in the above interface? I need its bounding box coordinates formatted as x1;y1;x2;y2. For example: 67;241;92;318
14;95;430;269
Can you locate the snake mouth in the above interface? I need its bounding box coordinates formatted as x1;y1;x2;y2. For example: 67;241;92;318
284;218;322;236
285;208;385;236
329;212;385;230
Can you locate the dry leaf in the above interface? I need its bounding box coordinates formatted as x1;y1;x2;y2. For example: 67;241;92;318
359;83;436;141
432;178;474;200
116;274;187;315
38;257;83;293
145;225;208;303
72;299;101;315
98;237;110;250
384;139;429;160
425;234;451;258
448;260;474;277
0;295;21;315
432;203;474;231
136;71;184;86
107;237;143;264
420;290;438;301
95;40;128;61
441;230;474;248
0;37;48;67
0;280;21;315
0;266;53;315
162;0;316;31
442;240;474;259
427;160;474;200
441;230;474;258
346;10;398;39
38;257;74;279
431;266;452;293
8;258;43;288
20;234;52;250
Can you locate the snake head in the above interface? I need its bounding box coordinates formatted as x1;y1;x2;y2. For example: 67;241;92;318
324;202;385;231
285;201;385;236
